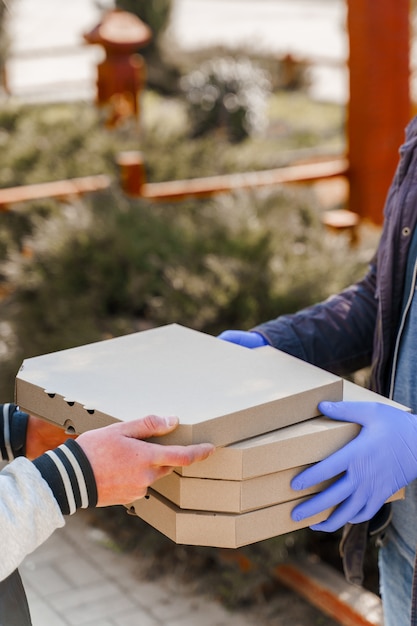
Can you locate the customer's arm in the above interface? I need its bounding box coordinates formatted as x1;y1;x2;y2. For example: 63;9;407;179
0;405;214;580
220;262;378;377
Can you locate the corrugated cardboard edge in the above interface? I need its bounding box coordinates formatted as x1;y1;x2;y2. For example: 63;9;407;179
178;380;412;479
15;370;343;446
152;465;331;513
178;418;360;480
15;378;115;434
129;489;332;548
129;488;405;549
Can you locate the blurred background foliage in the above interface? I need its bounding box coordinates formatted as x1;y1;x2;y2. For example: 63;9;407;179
181;56;272;141
0;89;367;400
115;0;173;41
114;0;180;93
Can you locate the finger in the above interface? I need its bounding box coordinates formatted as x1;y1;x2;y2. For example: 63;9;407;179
217;330;266;348
150;442;215;468
115;415;180;439
309;491;373;532
319;400;379;427
347;494;388;525
291;475;353;523
291;442;357;490
217;330;242;342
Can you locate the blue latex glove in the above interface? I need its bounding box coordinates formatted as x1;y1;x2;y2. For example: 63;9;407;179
217;330;269;348
291;401;417;532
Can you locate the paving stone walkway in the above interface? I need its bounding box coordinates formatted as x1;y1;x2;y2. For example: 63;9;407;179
20;510;258;626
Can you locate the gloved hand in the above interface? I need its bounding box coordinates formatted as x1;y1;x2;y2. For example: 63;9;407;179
291;401;417;532
217;330;269;348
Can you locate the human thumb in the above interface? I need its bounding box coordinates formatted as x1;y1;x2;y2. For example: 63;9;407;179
123;414;180;439
319;400;378;427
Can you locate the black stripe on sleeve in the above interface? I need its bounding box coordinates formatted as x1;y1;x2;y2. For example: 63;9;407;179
53;446;82;510
64;440;98;509
33;452;71;514
33;440;98;515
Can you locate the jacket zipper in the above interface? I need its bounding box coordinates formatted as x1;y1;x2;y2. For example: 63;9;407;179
389;258;417;398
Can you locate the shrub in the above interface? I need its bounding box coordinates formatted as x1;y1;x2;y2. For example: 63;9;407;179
181;57;272;142
0;96;352;400
0;183;368;399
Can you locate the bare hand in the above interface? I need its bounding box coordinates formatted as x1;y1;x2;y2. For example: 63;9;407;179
76;415;215;507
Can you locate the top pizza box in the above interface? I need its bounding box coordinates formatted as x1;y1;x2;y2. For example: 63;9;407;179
15;323;342;447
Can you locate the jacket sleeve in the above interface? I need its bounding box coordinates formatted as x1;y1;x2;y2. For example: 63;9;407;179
0;404;98;581
0;457;65;581
253;261;378;376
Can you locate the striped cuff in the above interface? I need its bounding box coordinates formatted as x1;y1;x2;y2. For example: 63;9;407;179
0;403;28;461
33;439;98;515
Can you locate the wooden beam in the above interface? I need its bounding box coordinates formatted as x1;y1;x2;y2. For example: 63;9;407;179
274;556;383;626
347;0;411;225
0;175;111;210
321;208;360;246
117;151;349;201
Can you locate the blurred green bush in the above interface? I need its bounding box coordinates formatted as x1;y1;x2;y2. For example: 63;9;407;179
181;57;271;142
0;94;355;400
0;180;368;398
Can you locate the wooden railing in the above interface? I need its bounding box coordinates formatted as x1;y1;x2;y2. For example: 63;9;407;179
0;175;111;211
0;156;358;243
117;151;358;243
117;151;349;201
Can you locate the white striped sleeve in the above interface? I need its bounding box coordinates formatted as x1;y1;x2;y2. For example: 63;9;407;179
32;440;97;515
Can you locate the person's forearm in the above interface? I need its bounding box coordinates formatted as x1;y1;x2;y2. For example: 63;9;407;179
0;403;99;579
254;266;378;375
32;439;97;514
0;438;98;580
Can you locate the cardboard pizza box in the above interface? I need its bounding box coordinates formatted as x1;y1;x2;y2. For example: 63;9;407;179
129;489;332;548
177;380;410;480
129;487;404;549
152;464;333;513
15;323;342;446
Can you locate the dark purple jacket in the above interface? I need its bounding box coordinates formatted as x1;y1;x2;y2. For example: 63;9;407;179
253;116;417;624
255;116;417;397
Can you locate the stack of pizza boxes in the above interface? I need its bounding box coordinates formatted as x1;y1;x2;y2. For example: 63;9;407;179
15;324;406;549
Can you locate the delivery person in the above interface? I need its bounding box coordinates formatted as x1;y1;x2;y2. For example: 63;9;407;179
219;115;417;626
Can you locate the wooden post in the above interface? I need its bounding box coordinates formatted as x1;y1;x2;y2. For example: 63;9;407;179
83;9;152;128
347;0;411;225
117;151;146;197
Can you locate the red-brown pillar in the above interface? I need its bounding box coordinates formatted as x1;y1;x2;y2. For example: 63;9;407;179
347;0;411;224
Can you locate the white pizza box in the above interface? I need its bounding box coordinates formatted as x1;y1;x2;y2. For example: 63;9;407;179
15;323;342;447
130;487;405;548
152;464;334;513
177;380;410;480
